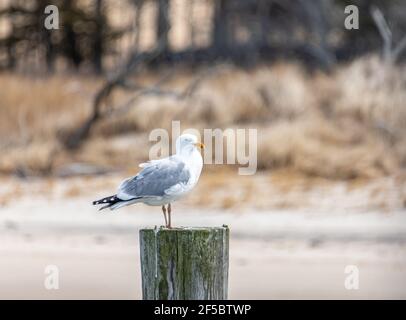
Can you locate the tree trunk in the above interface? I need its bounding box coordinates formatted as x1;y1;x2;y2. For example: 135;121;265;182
212;0;229;56
156;0;170;53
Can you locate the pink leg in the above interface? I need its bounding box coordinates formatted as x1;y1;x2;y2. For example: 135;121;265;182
168;203;172;229
161;205;168;228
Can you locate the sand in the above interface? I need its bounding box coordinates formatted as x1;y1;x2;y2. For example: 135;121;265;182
1;192;405;299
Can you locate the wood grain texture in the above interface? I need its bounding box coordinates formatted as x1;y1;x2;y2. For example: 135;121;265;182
140;226;229;300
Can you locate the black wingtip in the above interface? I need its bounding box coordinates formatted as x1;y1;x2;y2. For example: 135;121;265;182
93;196;113;206
93;195;121;210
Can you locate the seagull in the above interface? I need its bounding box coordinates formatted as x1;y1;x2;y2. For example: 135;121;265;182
92;134;204;228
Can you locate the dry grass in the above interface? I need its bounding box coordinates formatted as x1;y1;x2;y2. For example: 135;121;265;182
257;115;397;179
0;73;102;175
0;56;405;180
0;73;100;142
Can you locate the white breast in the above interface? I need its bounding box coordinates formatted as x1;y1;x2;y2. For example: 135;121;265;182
185;149;203;187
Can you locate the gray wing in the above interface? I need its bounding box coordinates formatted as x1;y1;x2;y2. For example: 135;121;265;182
117;158;190;200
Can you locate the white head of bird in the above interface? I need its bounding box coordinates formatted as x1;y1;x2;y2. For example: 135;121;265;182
176;134;205;156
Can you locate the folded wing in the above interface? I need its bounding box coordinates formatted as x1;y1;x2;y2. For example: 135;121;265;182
117;157;191;200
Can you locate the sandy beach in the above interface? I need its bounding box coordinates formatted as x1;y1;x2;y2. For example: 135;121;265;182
1;177;405;299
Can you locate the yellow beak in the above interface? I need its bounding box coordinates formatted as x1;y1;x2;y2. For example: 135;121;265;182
194;142;205;149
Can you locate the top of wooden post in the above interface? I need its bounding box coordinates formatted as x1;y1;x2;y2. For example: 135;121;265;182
140;225;229;233
139;225;230;300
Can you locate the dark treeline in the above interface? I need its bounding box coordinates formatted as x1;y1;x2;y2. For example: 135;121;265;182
0;0;405;73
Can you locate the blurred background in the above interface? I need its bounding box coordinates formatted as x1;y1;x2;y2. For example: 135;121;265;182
0;0;406;299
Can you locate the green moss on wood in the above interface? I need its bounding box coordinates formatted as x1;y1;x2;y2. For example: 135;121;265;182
140;226;229;300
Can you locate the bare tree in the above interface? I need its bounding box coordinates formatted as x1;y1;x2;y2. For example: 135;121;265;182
157;0;170;53
212;0;229;56
371;6;406;65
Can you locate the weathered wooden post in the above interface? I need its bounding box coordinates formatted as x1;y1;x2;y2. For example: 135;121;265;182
139;226;229;300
